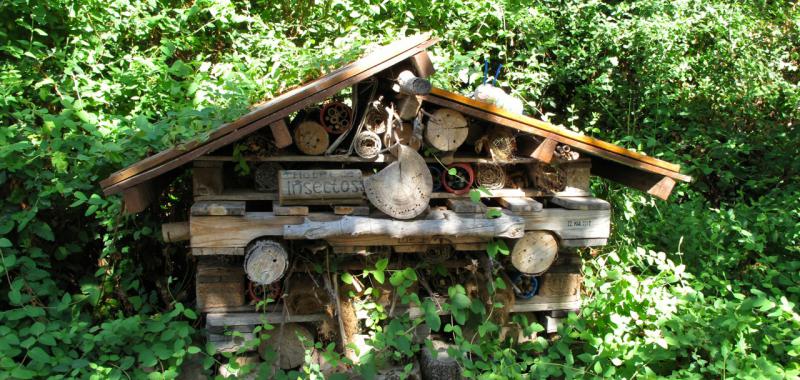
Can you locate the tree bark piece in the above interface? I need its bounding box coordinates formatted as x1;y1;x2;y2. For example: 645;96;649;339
284;211;525;240
244;239;288;285
424;108;468;151
294;120;329;155
259;323;313;370
278;169;365;205
511;231;558;275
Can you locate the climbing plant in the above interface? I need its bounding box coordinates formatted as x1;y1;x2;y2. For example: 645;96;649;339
1;0;799;378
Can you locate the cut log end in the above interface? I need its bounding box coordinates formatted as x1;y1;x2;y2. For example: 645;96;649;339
511;231;558;275
244;239;288;285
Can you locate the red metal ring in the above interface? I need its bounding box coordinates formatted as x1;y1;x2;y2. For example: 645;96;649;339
440;163;474;195
319;102;353;134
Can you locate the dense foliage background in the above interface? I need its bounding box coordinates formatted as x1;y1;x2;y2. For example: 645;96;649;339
1;0;798;378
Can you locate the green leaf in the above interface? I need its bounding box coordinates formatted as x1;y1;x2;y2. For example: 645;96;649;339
28;347;50;363
447;168;457;176
0;238;11;248
11;367;35;379
469;189;481;203
485;209;502;218
341;272;354;284
375;258;389;271
422;299;441;331
187;346;201;354
183;308;197;320
373;270;385;284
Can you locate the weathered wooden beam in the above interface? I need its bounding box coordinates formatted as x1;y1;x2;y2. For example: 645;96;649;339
122;181;156;214
284;212;526;240
189;208;611;248
590;156;680;200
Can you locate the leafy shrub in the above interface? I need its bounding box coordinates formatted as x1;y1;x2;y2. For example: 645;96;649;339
1;0;798;378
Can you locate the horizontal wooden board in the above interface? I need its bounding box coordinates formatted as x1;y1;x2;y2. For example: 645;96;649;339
550;196;610;211
524;208;611;240
191;201;246;216
278;169;364;205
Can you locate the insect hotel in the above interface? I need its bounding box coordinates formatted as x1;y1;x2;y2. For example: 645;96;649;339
100;34;691;376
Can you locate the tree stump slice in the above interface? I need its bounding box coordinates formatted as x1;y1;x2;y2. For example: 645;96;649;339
364;144;432;219
424;108;468;151
259;323;313;370
294;121;329;155
511;231;558;275
244;239;288;285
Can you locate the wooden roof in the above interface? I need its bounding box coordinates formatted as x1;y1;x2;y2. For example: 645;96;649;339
422;88;692;199
100;33;691;206
100;33;438;196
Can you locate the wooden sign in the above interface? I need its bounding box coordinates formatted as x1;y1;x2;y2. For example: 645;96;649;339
278;169;364;205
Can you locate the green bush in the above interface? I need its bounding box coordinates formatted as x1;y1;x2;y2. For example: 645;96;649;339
1;0;798;378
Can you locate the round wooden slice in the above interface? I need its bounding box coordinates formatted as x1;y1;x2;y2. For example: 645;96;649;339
259;323;313;369
294;121;329;155
364;144;432;219
424;108;468;151
244;239;288;285
511;231;558;275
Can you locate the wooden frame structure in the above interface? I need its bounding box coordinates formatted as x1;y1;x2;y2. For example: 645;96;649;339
98;34;692;374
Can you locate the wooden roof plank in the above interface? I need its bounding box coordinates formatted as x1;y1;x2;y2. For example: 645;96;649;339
425;88;687;177
102;34;438;195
